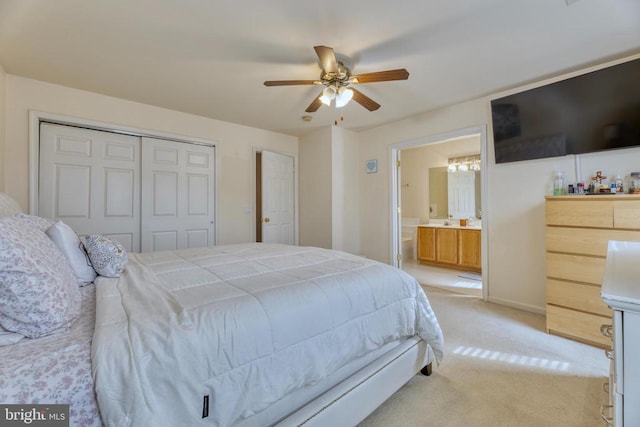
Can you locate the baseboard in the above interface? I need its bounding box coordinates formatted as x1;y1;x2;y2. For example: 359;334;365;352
488;296;546;315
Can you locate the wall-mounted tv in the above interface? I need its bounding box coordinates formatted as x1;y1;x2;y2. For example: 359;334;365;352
491;58;640;164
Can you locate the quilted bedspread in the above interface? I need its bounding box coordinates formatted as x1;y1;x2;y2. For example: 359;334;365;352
92;243;443;426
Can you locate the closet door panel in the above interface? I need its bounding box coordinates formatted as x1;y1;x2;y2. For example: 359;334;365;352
187;230;208;248
104;168;135;217
142;137;215;252
187;174;208;215
153;231;178;252
39;123;141;252
54;164;91;218
153;171;178;216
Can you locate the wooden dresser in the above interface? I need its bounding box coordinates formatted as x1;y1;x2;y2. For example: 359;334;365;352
545;195;640;348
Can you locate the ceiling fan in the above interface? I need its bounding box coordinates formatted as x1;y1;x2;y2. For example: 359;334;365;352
264;46;409;113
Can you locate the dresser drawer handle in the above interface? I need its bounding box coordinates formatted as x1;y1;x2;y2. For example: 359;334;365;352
600;404;613;425
605;349;614;360
600;324;613;338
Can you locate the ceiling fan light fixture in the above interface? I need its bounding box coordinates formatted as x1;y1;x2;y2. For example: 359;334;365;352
320;85;338;106
319;93;332;106
335;87;353;108
264;46;409;113
323;85;337;100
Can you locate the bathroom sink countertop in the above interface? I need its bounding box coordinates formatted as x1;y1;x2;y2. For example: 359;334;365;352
418;223;481;230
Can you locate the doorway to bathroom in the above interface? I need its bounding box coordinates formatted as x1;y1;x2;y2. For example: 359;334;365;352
390;126;488;300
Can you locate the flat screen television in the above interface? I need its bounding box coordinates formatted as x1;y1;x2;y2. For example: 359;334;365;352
491;58;640;164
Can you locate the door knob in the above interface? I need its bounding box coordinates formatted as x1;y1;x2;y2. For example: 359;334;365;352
264;217;270;223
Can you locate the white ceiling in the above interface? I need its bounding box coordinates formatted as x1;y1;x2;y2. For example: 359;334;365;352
0;0;639;137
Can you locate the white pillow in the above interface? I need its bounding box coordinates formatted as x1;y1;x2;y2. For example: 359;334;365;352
0;216;81;338
0;324;24;346
46;221;97;285
85;234;128;278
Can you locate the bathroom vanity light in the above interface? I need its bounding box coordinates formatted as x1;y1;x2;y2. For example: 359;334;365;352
448;155;481;172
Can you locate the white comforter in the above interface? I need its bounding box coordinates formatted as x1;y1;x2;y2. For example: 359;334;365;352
92;243;443;427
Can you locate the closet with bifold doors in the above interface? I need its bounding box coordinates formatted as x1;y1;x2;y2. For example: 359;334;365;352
38;122;215;253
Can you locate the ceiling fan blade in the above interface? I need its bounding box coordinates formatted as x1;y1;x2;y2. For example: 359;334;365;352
314;46;338;74
305;93;324;113
351;88;381;111
351;69;409;84
264;80;320;87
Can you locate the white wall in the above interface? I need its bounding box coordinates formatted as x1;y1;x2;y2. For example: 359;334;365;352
299;127;332;248
0;64;5;192
4;75;298;245
331;127;359;254
298;126;360;254
359;54;640;314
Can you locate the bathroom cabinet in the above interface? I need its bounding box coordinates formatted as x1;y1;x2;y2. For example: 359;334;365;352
417;225;481;272
458;229;482;270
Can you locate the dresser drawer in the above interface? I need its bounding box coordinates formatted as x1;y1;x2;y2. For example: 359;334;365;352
614;200;640;229
546;279;612;317
546;305;611;347
546;200;613;228
546;252;606;285
546;227;640;257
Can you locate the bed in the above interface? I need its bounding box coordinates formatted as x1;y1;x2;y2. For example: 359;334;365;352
0;193;444;426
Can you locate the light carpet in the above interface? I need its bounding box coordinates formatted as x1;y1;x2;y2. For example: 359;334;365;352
401;262;482;298
458;272;482;281
359;286;609;427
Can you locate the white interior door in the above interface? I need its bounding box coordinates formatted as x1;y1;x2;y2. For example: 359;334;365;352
448;170;476;219
39;123;141;252
141;137;215;252
261;150;295;244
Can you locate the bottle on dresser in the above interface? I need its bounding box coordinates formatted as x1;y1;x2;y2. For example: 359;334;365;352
615;173;623;193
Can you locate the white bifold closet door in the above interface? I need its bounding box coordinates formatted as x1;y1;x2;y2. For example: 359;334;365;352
39;123;141;252
39;123;215;253
141;137;215;252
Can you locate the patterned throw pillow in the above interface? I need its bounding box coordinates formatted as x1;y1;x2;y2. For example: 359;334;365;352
0;216;81;338
85;235;128;278
14;213;56;232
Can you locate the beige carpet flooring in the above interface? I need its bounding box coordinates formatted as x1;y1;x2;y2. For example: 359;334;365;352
359;286;610;427
401;261;482;298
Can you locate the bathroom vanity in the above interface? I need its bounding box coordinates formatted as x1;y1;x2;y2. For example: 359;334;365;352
417;223;481;272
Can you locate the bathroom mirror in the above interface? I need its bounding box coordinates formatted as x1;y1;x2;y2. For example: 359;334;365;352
429;166;481;219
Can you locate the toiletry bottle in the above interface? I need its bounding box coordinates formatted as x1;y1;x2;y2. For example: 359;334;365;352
553;171;565;195
616;173;623;193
